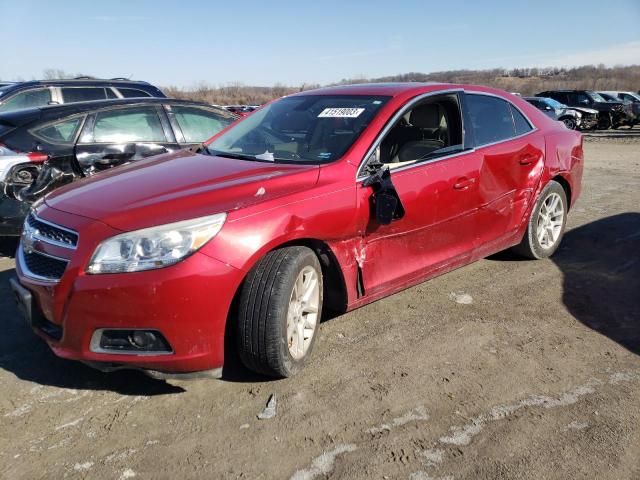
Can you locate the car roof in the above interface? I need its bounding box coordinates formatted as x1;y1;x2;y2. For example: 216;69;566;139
0;98;233;125
0;79;161;96
6;78;152;87
540;89;592;93
290;82;458;97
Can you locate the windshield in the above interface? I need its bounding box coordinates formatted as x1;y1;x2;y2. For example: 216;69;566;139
206;95;390;163
587;92;607;103
543;98;566;109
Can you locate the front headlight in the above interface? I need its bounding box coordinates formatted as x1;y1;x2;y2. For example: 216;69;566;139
87;213;227;274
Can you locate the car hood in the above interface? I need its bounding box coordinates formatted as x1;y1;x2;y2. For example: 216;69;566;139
45;149;320;231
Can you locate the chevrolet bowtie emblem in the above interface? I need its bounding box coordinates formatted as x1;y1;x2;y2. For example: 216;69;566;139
22;225;38;254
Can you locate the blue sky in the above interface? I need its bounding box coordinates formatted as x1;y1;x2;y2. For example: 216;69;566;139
1;0;638;87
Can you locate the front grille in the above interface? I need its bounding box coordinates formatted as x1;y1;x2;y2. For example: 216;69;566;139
22;250;68;281
27;213;78;248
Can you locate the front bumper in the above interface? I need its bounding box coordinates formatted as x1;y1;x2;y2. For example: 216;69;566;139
14;206;245;374
577;116;598;130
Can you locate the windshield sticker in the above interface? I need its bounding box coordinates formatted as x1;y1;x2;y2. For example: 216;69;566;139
255;150;275;161
318;107;365;118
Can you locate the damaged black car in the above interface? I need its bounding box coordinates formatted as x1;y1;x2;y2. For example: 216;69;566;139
537;90;634;129
0;98;237;235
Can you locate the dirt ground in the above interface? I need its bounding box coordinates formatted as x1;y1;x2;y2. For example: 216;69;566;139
1;140;639;480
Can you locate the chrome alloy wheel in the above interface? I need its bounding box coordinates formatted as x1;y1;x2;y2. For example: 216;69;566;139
536;192;564;249
286;265;320;359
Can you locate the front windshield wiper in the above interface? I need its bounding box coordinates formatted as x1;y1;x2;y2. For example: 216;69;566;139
205;148;256;161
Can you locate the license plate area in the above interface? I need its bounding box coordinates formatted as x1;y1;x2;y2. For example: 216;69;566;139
9;277;63;340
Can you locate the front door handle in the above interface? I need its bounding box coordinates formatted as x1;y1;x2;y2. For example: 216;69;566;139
519;154;535;166
453;177;475;190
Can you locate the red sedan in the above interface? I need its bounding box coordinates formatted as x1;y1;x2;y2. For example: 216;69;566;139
11;83;583;379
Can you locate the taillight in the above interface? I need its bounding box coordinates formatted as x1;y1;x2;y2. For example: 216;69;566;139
26;152;48;162
0;143;47;162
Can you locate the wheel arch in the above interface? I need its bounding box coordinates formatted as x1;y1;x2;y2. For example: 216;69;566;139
228;237;349;321
551;174;572;210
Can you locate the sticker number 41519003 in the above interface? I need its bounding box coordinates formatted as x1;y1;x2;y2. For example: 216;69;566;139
317;107;365;118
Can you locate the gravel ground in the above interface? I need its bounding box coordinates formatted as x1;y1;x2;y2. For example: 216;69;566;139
1;140;639;480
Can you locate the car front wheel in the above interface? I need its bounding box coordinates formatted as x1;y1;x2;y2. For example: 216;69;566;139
513;180;568;259
561;117;577;130
237;246;323;377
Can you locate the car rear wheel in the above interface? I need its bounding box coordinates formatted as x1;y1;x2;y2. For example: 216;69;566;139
561;117;577;130
512;180;567;259
236;246;323;377
597;114;612;130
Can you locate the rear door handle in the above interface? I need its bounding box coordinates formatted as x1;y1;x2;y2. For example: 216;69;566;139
453;177;475;190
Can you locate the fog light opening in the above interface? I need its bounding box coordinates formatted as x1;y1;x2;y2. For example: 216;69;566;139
91;329;173;355
129;331;157;349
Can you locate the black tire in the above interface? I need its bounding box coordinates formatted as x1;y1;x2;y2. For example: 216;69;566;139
560;117;577;130
512;180;568;260
236;246;323;377
597;113;612;130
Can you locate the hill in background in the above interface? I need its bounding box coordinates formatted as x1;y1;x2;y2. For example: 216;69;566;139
164;64;640;105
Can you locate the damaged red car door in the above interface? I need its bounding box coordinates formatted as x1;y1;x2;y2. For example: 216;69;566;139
356;92;482;296
464;93;546;257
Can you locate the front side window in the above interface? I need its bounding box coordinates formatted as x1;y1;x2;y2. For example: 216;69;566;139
171;106;235;142
61;87;108;103
374;93;464;168
118;88;152;98
206;95;389;163
466;94;516;146
0;89;52;112
33;117;83;143
89;107;166;143
571;93;591;105
621;92;640;102
587;91;607;103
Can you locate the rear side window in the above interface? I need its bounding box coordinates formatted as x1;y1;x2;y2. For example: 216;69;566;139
118;88;152;98
90;107;166;143
61;87;108;103
171;106;235;142
33;117;83;143
510;105;532;136
0;89;52;112
465;94;515;146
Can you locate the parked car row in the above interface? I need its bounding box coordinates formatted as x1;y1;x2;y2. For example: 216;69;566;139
523;96;598;130
525;89;639;130
0;95;238;235
0;78;166;112
8;82;584;380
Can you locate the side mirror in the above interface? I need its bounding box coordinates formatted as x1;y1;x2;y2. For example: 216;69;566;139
544;105;552;111
362;166;405;225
